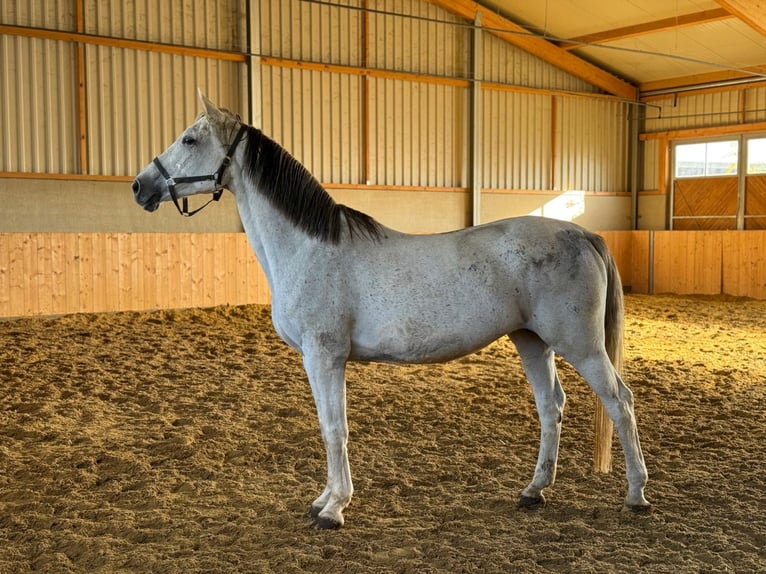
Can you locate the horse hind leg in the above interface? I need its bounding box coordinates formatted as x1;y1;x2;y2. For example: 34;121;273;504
510;330;566;509
569;351;650;511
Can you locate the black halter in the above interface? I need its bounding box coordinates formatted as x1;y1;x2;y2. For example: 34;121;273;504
152;124;248;217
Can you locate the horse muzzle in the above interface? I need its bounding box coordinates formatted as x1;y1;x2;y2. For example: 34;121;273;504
131;176;162;212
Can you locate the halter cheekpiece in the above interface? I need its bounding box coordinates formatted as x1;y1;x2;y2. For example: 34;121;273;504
152;123;248;217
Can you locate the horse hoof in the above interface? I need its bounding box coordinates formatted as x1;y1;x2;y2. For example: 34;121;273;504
518;494;546;509
625;502;652;514
315;515;343;530
307;505;322;519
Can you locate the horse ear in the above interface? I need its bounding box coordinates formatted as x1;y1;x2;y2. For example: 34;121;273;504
198;88;223;122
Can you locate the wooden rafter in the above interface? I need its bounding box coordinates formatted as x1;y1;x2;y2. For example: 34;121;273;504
715;0;766;36
558;8;732;50
640;64;766;94
425;0;637;100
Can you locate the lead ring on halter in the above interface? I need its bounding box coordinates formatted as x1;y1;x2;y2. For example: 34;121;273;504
152;123;248;217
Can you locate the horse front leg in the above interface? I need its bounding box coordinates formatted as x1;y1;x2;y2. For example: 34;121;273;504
510;330;566;509
302;343;353;529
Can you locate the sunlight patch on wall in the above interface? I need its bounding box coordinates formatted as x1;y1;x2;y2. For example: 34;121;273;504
528;190;586;222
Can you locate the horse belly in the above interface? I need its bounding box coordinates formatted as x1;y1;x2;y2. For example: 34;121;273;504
350;327;501;364
349;297;519;364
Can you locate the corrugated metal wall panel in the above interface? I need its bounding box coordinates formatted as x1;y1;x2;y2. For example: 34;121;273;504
258;0;470;188
642;139;658;191
1;0;73;29
1;0;244;177
481;33;598;94
644;87;766;136
367;78;468;187
2;0;633;196
743;85;766;123
85;0;243;51
82;0;244;177
556;98;629;192
85;46;242;176
368;0;468;77
482;90;552;189
645;91;742;133
261;65;362;184
259;0;466;73
0;35;79;173
1;0;78;173
259;0;363;65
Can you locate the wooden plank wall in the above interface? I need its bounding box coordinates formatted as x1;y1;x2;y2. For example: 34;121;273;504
651;230;766;299
652;231;723;295
1;230;765;318
0;233;270;318
598;231;650;293
721;231;766;299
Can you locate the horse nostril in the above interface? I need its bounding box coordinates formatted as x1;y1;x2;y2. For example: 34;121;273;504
131;179;141;195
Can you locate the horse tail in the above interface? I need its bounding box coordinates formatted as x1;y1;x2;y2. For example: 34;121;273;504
585;232;623;472
585;232;624;372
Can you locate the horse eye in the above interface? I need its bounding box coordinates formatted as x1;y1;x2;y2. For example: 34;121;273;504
182;135;197;145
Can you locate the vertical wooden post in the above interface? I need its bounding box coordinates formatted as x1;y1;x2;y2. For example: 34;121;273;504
75;0;88;174
247;0;263;132
658;137;670;197
470;12;482;226
550;96;557;190
629;99;641;230
361;0;370;185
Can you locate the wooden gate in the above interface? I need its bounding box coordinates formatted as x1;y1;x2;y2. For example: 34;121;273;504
746;175;766;229
672;176;738;230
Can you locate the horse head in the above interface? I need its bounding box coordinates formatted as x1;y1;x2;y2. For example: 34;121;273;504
132;91;245;216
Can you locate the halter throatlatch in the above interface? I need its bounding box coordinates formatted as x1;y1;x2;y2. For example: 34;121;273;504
152;124;247;217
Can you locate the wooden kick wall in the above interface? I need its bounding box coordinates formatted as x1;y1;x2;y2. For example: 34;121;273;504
0;233;269;318
652;230;766;298
1;231;765;318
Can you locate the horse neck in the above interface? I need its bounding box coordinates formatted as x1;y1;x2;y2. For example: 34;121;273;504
227;169;314;289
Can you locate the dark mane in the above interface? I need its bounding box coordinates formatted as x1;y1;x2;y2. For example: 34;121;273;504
242;126;383;244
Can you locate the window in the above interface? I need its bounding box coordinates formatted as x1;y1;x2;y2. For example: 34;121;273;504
747;138;766;174
675;140;738;178
671;135;766;230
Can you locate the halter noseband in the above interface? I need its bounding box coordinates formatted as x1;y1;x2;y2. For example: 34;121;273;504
152;123;248;217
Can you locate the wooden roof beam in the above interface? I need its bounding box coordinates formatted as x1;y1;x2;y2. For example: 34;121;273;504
715;0;766;36
426;0;637;100
558;8;732;51
639;63;766;94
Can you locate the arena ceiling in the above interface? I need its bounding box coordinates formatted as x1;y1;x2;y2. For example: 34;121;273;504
436;0;766;96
